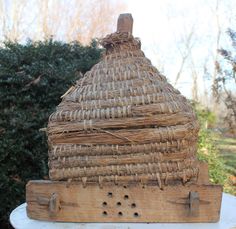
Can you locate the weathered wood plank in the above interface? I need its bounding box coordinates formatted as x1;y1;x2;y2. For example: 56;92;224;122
197;161;210;185
26;180;222;222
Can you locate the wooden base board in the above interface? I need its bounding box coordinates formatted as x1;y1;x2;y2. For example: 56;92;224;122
26;180;222;223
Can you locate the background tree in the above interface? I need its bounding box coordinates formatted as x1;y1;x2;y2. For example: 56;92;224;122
0;0;126;43
214;29;236;135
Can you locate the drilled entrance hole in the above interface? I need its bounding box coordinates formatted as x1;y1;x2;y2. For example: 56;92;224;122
117;202;121;206
123;185;127;189
102;202;107;207
124;194;129;200
118;211;123;216
134;212;139;217
103;211;108;216
107;192;113;198
131;203;136;208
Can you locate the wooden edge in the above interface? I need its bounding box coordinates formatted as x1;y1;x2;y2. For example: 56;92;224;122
197;161;210;185
26;180;222;223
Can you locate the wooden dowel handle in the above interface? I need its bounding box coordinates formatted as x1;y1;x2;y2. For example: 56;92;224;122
49;193;61;216
189;191;199;216
117;13;133;34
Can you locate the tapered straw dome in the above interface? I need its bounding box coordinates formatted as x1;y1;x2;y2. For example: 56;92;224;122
47;14;199;188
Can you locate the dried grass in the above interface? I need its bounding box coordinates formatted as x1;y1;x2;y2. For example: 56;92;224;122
47;31;200;187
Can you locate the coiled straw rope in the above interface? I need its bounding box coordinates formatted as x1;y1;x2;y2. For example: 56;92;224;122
47;15;200;188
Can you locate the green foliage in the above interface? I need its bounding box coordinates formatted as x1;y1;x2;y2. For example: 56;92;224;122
194;104;235;195
197;129;227;185
0;39;101;228
213;134;236;195
191;101;216;128
197;109;216;128
214;135;236;176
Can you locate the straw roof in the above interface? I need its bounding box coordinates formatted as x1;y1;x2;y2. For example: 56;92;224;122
47;14;199;188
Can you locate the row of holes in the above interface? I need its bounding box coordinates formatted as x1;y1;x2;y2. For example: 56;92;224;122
103;201;136;208
107;192;129;199
104;191;139;217
103;211;139;217
124;185;145;189
123;186;145;189
105;185;145;189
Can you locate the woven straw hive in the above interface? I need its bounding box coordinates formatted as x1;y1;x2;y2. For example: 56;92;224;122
47;14;200;189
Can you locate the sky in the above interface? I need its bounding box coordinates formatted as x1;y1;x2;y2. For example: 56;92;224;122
124;0;236;99
0;0;235;99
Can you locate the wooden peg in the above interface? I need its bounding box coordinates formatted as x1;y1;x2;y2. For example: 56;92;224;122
49;193;60;216
189;191;199;216
36;192;61;217
117;13;133;34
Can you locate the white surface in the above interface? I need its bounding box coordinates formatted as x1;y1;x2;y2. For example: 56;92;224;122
10;193;236;229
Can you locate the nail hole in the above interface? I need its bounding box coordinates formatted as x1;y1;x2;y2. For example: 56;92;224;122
117;202;121;206
123;185;127;188
124;195;129;200
131;203;136;208
142;185;145;189
103;211;107;216
107;192;113;197
102;202;107;206
134;212;139;217
118;211;123;216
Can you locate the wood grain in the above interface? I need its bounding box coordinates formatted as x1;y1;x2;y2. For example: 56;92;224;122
26;180;222;223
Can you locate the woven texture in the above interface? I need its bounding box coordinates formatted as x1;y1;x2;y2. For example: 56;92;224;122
47;31;200;188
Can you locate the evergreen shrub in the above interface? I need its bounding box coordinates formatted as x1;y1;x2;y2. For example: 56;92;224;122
0;39;101;228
